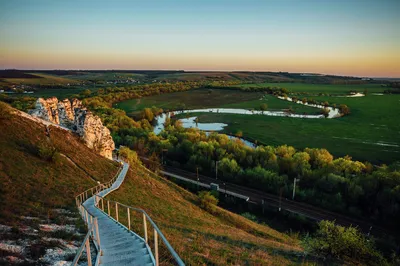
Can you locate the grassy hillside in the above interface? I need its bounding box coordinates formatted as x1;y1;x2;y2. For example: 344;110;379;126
0;73;80;86
0;102;119;224
107;165;310;265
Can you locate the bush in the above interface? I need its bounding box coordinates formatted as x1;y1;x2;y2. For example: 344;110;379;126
38;142;58;161
0;101;11;120
304;220;386;265
198;191;218;213
241;212;258;222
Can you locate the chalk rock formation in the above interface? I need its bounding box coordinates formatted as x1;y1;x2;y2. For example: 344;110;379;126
30;97;115;159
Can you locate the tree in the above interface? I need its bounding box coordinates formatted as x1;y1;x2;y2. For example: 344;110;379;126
198;191;218;212
81;89;92;97
260;103;268;113
339;104;350;115
302;98;308;104
142;108;154;121
305;220;385;264
218;158;241;181
321;108;330;118
235;130;243;138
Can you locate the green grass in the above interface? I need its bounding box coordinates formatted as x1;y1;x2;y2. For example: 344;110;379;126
234;82;386;95
189;94;400;163
107;165;309;265
64;72;146;81
0;103;119;224
115;89;320;115
0;73;80;86
116;85;398;163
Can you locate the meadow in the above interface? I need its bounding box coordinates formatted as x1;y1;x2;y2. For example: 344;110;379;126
115;88;320;115
116;83;399;163
233;82;385;95
0;73;80;86
182;94;400;163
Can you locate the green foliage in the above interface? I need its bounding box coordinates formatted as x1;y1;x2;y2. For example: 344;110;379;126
80;89;92;97
198;191;218;213
241;212;258;222
338;104;351;115
259;103;268;111
305;221;386;265
119;146;141;165
0;101;11;120
37;141;58;161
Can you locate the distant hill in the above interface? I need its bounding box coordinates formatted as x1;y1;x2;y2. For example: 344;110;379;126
0;69;380;86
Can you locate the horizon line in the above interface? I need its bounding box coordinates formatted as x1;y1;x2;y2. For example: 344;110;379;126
2;68;399;79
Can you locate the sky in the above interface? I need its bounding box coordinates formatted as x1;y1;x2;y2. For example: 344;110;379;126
0;0;399;77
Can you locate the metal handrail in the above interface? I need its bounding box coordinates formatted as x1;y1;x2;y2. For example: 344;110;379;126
72;164;123;266
94;194;185;266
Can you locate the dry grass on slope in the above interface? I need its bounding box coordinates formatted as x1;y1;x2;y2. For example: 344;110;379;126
0;102;119;224
107;165;311;265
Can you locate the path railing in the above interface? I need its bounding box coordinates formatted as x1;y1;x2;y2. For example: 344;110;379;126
72;164;123;266
93;194;185;266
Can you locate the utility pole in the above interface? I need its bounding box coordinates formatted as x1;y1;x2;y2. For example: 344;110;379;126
292;178;299;200
224;183;226;197
215;160;220;180
161;149;168;165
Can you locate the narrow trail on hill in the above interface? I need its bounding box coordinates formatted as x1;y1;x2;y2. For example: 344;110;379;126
82;162;155;265
59;153;99;183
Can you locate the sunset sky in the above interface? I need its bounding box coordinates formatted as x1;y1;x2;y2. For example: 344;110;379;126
1;0;399;77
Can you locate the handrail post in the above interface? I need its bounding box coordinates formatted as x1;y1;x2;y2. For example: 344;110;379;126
101;198;104;211
154;229;159;266
127;207;131;230
85;238;92;266
116;202;119;222
143;213;148;243
86;209;89;225
107;200;110;216
94;218;101;247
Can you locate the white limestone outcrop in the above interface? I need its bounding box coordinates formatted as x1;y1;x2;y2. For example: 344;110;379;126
30;97;115;159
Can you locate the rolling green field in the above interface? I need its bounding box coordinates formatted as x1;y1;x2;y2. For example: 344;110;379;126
63;72;146;81
234;82;386;95
114;88;320;115
116;83;398;163
0;73;80;86
185;94;400;163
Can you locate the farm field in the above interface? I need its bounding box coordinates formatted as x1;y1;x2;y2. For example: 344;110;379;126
184;94;400;163
114;88;320;115
234;82;385;95
0;73;80;86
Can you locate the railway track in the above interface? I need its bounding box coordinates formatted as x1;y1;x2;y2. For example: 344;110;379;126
141;157;392;237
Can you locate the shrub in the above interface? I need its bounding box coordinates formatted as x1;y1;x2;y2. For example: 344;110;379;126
37;142;58;161
304;220;386;265
198;191;218;213
0;101;11;120
241;212;258;222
